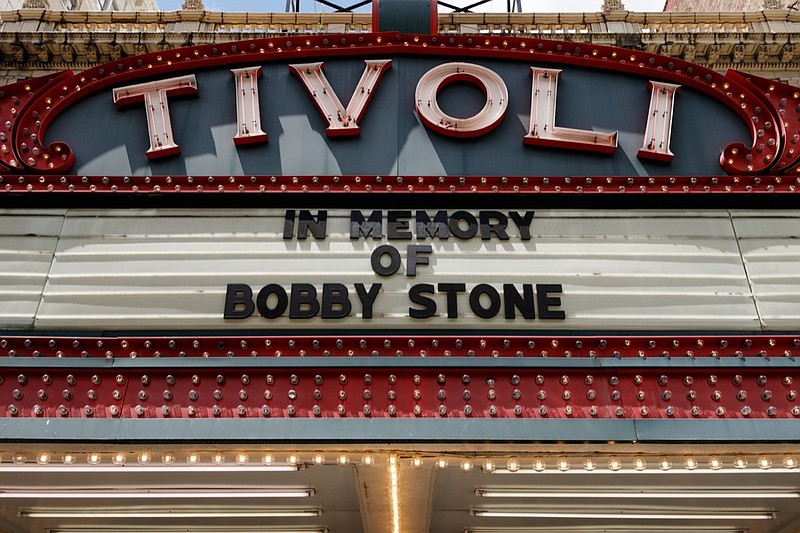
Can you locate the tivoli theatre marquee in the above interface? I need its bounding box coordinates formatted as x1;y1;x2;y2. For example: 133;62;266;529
0;4;800;533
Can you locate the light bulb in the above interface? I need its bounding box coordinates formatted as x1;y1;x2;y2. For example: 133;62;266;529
262;453;276;465
137;452;152;465
235;452;249;465
632;457;646;471
361;453;375;467
36;452;51;465
733;455;748;469
337;453;350;466
658;457;672;471
482;459;496;473
506;457;520;472
608;457;622;471
87;453;101;465
708;456;722;470
582;457;597;471
12;454;27;465
460;458;474;472
112;453;126;465
783;455;798;469
758;456;773;469
411;456;423;469
435;457;448;470
532;457;546;472
211;453;225;464
287;452;300;466
684;457;698;470
62;454;76;465
556;457;570;472
161;452;176;465
186;453;200;464
313;452;325;465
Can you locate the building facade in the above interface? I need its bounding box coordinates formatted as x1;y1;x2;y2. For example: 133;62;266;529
0;3;799;533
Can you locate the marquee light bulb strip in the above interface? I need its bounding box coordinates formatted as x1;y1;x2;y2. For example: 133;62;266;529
1;450;797;473
0;367;796;420
0;33;790;177
1;174;800;195
1;334;799;358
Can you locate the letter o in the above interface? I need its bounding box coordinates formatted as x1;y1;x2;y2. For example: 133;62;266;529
415;62;509;138
371;244;402;276
256;284;288;318
469;283;501;319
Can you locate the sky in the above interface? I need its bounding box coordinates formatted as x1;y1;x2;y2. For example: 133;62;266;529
156;0;667;13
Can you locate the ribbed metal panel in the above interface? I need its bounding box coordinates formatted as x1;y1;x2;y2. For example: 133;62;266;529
5;208;777;331
0;211;63;328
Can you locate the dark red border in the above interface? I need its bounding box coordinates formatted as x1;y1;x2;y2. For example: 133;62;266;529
0;33;791;178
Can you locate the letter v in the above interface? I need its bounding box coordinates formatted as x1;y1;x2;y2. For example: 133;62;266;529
289;59;391;137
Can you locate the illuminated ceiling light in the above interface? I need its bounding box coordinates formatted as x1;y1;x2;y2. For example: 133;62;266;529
86;453;101;465
471;509;774;520
482;459;496;473
361;453;375;467
758;456;773;470
506;458;520;473
35;453;51;465
137;452;151;465
460;459;474;473
388;454;400;533
475;489;799;499
211;453;225;465
186;453;200;465
608;457;622;471
556;457;570;472
582;457;597;471
435;457;449;470
532;457;546;472
783;455;798;469
337;453;350;466
111;453;126;465
235;453;249;465
632;457;646;471
0;489;316;499
658;457;672;471
162;452;176;465
708;456;723;470
19;509;321;519
410;456;423;469
287;452;300;466
312;452;325;466
684;457;699;470
733;455;748;469
48;529;330;533
61;454;76;465
262;453;276;466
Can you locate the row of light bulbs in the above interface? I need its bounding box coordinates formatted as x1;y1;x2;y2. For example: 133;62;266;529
4;451;799;472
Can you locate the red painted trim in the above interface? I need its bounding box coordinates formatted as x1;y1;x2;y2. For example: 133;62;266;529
1;33;785;176
0;174;796;194
430;0;438;36
1;334;798;358
0;366;796;420
636;149;675;163
524;137;618;155
233;134;268;146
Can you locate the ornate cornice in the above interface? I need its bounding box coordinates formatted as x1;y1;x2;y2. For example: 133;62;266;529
2;9;800;74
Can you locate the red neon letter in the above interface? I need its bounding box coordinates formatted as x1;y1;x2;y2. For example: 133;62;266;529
112;74;198;160
638;81;680;163
289;59;391;137
525;67;617;153
231;66;268;146
415;62;508;138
